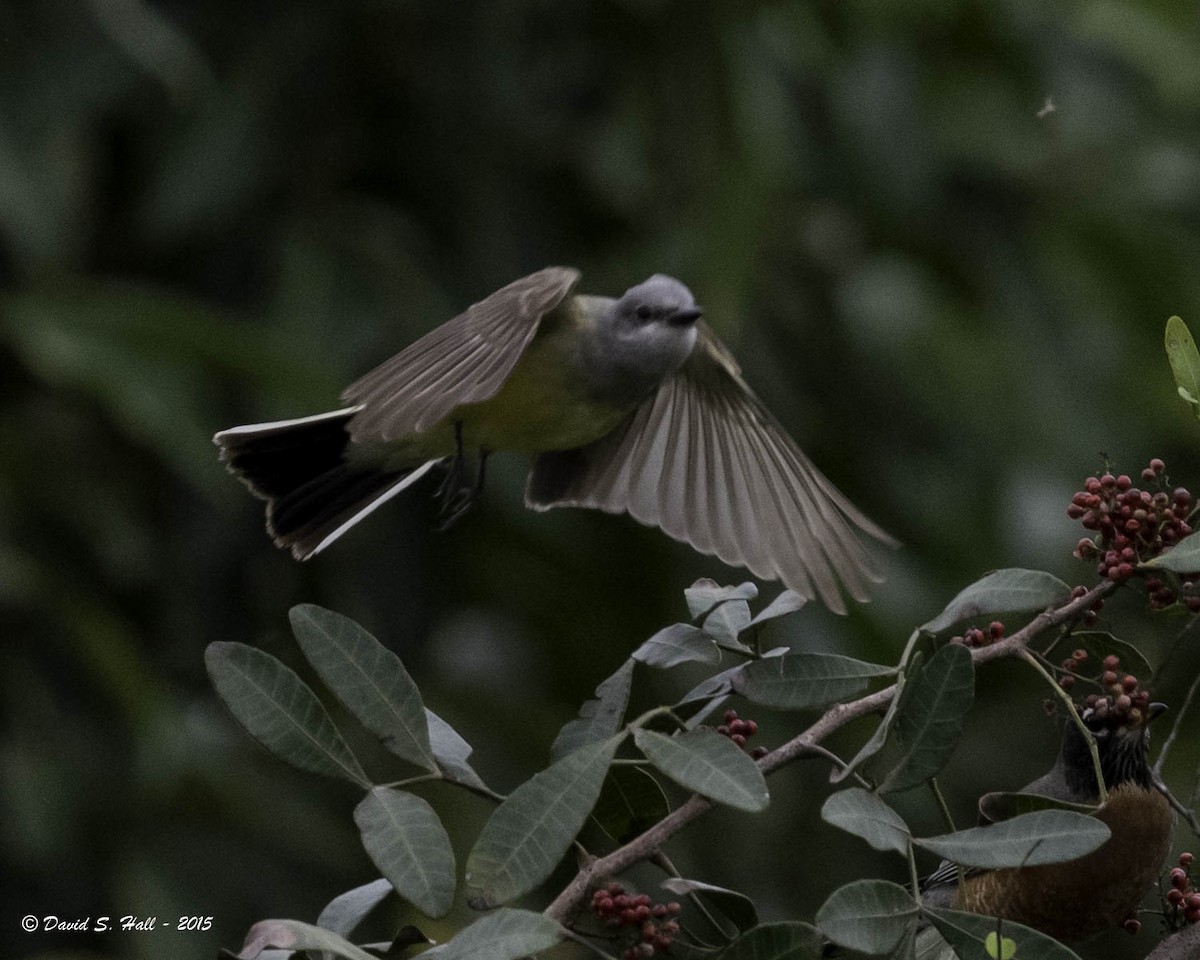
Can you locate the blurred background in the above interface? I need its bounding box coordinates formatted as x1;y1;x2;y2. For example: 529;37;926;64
4;1;1200;958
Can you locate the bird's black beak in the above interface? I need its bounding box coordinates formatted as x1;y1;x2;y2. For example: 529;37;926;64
669;306;703;326
1147;702;1168;723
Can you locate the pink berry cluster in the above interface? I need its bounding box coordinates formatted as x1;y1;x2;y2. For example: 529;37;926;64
949;621;1005;648
717;709;768;760
591;884;681;959
1068;460;1193;585
1076;654;1152;726
1166;852;1200;928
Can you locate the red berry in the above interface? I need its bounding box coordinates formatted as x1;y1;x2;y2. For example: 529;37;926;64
1171;867;1188;890
1114;694;1132;713
1122;917;1141;934
1103;670;1119;685
1122;675;1138;692
731;733;746;747
1103;654;1121;670
1059;676;1075;692
1187;907;1200;924
1182;852;1195;867
1169;888;1185;906
1151;458;1166;473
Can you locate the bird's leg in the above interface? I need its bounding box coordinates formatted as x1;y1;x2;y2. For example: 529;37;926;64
435;423;489;530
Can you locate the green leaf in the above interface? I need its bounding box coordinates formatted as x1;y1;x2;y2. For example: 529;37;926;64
732;654;894;710
685;578;758;619
433;908;563;960
720;922;823;960
977;790;1100;823
661;878;758;932
750;590;808;626
237;919;380;960
425;708;489;792
465;736;621;907
205;642;369;787
815;880;919;954
704;599;753;645
1143;530;1200;573
634;727;769;812
914;810;1110;868
1166;315;1200;417
551;659;635;761
832;651;923;785
289;605;436;772
821;788;911;855
880;643;974;794
316;878;393;939
924;907;1084;960
593;766;671;844
633;624;721;667
1064;631;1154;679
921;569;1070;634
354;787;455;918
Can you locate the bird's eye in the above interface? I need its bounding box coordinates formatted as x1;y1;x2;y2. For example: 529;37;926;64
635;304;653;320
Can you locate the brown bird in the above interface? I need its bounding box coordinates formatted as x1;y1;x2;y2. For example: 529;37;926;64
214;267;894;611
921;701;1172;942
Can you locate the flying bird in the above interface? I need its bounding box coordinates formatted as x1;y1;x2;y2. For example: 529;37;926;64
214;267;894;611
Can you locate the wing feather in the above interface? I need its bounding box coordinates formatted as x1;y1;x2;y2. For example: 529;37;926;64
343;266;581;441
526;325;895;611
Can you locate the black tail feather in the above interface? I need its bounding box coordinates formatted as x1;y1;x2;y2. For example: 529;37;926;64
214;409;431;559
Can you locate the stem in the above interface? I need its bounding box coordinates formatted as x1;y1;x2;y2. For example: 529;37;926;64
1018;648;1108;804
928;778;956;834
1153;663;1200;778
906;841;922;900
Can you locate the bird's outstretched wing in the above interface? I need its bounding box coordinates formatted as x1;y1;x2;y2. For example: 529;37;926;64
342;266;581;442
526;323;896;613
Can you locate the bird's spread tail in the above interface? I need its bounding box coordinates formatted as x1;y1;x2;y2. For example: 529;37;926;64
213;408;437;560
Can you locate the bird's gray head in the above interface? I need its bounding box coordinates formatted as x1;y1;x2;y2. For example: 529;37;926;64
613;274;702;331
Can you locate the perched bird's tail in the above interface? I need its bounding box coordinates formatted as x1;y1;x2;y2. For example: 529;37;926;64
213;408;438;560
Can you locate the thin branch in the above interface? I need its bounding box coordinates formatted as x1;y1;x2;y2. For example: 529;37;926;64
1153;663;1200;778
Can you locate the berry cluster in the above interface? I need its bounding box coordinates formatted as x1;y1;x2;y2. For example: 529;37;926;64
591;884;681;959
717;709;768;760
1068;460;1194;586
1054;647;1089;693
949;621;1005;648
1166;852;1200;928
1078;655;1152;726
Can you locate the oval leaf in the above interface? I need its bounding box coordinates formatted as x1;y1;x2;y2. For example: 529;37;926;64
552;658;635;760
815;879;919;954
880;642;974;794
634;727;769;812
750;590;808;626
914;809;1110;868
633;624;721;668
732;654;894;710
355;787;455;918
466;736;621;907
820;788;911;855
685;579;758;619
661;877;758;932
593;766;671;844
425;708;489;791
704;599;753;645
290;605;436;771
316;878;394;939
1166;315;1200;417
831;651;921;784
925;907;1084;960
921;569;1070;634
238;919;379;960
720;921;823;960
1143;530;1200;573
205;642;369;787
434;908;562;960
